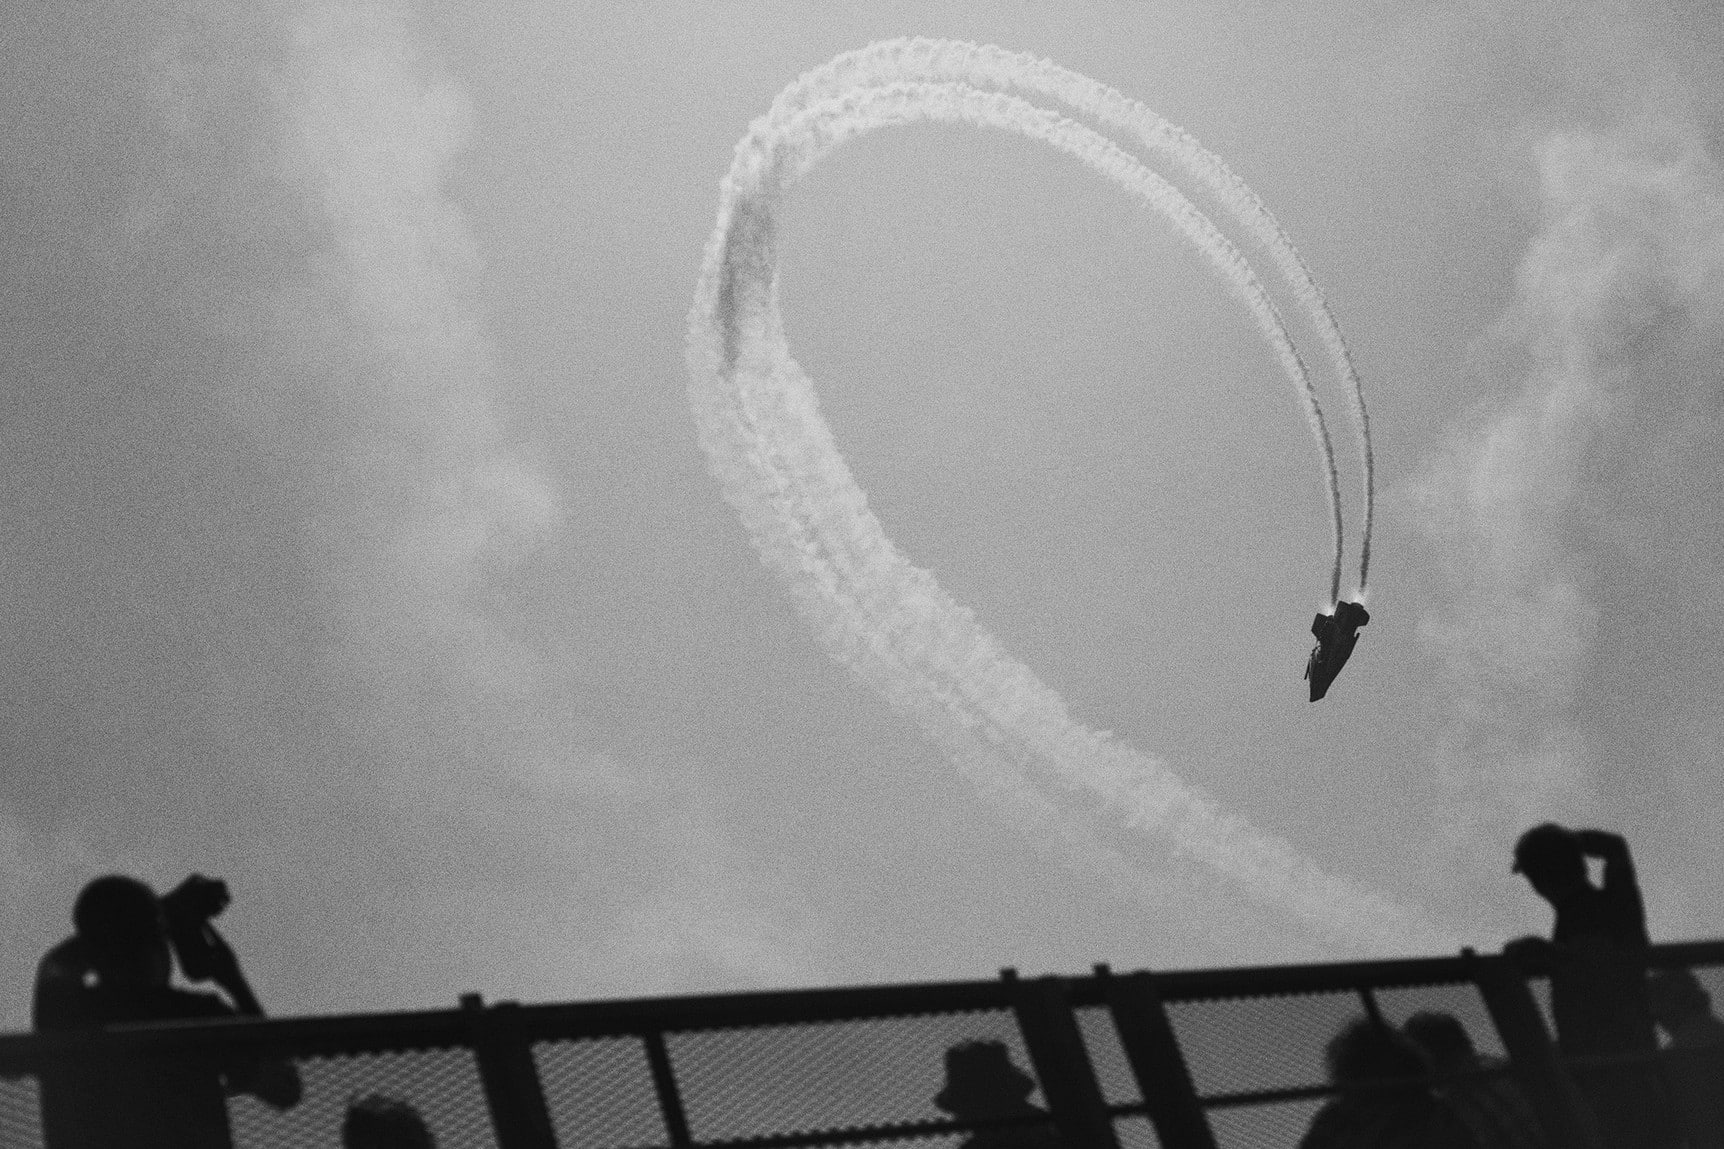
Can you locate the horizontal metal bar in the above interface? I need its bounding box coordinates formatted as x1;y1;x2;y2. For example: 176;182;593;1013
1201;1083;1337;1110
691;1108;1057;1149
510;977;1019;1040
1196;1062;1524;1111
4;939;1722;1073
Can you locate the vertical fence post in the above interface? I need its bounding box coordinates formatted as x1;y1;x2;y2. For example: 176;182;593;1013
1102;970;1217;1149
1358;987;1388;1032
642;1029;694;1149
462;994;560;1149
1008;973;1120;1149
1466;952;1605;1149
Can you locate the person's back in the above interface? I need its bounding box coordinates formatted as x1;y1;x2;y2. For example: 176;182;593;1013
37;983;236;1149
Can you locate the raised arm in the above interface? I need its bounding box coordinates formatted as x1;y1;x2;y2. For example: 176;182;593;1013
1574;829;1636;891
200;923;303;1110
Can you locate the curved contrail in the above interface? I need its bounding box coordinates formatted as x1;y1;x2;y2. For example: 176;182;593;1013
769;39;1375;597
687;70;1428;946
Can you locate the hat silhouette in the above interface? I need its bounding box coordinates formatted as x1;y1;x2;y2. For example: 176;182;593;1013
934;1041;1039;1115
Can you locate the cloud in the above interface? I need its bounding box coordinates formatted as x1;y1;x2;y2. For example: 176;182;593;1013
1407;117;1724;908
608;803;833;992
0;0;659;1022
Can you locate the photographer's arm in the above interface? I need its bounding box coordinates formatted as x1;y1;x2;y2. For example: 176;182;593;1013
204;930;303;1110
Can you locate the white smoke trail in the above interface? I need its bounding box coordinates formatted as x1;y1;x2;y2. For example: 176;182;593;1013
767;39;1375;599
688;77;1440;949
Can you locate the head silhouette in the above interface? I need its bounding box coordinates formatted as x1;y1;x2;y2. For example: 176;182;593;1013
343;1095;435;1149
73;875;170;987
1512;823;1588;903
1325;1018;1427;1087
1647;968;1713;1032
934;1040;1039;1118
1402;1011;1476;1071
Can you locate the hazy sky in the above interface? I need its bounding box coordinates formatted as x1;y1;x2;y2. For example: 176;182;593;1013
4;0;1724;1028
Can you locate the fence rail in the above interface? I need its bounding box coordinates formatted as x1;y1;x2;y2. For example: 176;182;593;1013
3;940;1722;1149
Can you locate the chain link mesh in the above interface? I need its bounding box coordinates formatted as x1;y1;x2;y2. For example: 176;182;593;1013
1166;990;1361;1100
1205;1098;1324;1149
0;1075;42;1149
533;1036;666;1149
228;1047;497;1149
1111;1114;1162;1149
665;1009;1038;1144
1169;979;1520;1147
1072;1006;1140;1109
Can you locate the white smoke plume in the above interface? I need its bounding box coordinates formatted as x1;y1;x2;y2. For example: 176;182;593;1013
687;52;1441;951
766;38;1376;600
1411;119;1724;899
276;2;558;680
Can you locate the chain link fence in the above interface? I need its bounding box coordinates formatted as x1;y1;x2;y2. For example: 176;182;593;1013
0;943;1721;1149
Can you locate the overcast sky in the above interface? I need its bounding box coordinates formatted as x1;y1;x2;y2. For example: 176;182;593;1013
3;0;1723;1028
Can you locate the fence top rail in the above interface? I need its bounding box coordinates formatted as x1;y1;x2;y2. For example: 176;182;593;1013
1146;937;1724;1001
2;938;1722;1071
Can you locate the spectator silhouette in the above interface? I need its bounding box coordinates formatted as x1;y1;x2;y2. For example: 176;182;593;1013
343;1094;436;1149
933;1041;1062;1149
33;874;301;1149
1298;1018;1476;1149
1402;1011;1545;1149
1504;824;1674;1149
1647;968;1724;1149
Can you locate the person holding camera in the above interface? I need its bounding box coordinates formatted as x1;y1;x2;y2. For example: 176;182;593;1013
33;873;301;1149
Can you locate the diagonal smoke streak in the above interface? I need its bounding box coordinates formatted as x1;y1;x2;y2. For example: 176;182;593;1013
689;73;1441;949
768;39;1375;598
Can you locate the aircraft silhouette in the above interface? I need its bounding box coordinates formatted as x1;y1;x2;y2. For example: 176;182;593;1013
1304;600;1370;701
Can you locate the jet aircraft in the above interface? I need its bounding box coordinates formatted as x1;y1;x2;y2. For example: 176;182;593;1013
1304;600;1370;701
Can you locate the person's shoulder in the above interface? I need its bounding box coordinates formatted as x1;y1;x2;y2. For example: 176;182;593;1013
94;985;237;1024
153;987;236;1020
33;980;96;1030
35;984;229;1029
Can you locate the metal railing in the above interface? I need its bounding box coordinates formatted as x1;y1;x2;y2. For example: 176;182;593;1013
2;940;1721;1149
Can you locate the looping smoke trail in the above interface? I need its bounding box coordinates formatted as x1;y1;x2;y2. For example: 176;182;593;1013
785;84;1347;598
688;73;1438;950
768;39;1375;598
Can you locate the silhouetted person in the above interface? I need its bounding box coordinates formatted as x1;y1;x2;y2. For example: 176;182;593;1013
1402;1011;1545;1149
1299;1018;1476;1149
343;1094;436;1149
33;874;301;1149
933;1041;1062;1149
1648;968;1724;1149
1504;824;1674;1149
